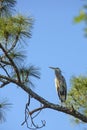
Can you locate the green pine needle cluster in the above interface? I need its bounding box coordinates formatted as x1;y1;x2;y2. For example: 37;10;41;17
66;75;87;116
0;0;40;123
0;100;11;123
74;10;86;23
0;15;33;42
0;0;16;17
73;4;87;37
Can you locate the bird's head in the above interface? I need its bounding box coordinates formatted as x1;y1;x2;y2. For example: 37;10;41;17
49;66;61;73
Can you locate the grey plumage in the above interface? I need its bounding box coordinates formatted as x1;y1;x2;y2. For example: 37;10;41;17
49;67;67;102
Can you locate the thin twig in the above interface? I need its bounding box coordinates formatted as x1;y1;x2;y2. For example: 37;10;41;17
0;59;11;66
0;63;10;77
0;81;10;88
21;95;45;129
6;35;19;53
29;106;46;117
21;95;31;126
0;43;21;82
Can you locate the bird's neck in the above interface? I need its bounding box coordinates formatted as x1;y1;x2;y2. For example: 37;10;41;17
55;71;61;79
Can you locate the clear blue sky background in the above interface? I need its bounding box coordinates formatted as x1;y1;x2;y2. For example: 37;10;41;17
1;0;87;130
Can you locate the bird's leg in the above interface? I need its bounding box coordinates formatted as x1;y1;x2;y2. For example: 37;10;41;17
60;101;63;106
60;102;65;107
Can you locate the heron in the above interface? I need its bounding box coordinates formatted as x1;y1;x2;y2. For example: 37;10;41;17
49;67;67;103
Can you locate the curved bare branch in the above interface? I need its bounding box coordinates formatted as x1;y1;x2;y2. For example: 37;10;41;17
0;74;87;123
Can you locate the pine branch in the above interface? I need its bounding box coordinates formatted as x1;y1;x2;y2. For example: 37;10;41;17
0;81;10;88
6;34;19;53
0;63;10;77
0;43;21;82
29;106;46;116
0;59;11;66
0;74;87;123
17;82;87;123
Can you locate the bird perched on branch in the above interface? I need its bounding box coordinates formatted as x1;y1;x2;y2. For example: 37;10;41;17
49;67;67;103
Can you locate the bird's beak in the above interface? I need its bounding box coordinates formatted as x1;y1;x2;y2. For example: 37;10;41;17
49;66;55;70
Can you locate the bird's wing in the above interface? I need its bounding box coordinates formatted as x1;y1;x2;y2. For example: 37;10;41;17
55;76;67;102
60;76;67;99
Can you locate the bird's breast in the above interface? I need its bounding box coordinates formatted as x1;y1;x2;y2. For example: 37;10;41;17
55;78;60;91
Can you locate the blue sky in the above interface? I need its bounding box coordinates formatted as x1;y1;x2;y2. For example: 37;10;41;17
1;0;87;130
